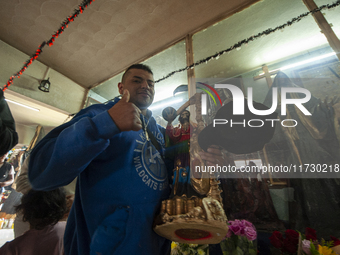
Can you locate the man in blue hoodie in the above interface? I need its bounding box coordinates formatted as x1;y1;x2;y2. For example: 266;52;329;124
28;64;223;255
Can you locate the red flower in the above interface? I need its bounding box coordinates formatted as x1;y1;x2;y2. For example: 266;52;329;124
330;236;340;246
269;231;283;249
282;238;298;254
282;230;299;254
305;227;317;241
285;229;299;241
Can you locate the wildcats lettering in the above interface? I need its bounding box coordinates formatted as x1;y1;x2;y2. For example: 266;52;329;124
137;169;158;190
134;137;168;191
138;132;147;141
134;156;143;172
158;181;168;191
134;155;166;191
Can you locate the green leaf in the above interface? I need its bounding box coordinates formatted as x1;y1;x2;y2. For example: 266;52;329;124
310;242;319;255
249;249;257;255
236;246;244;255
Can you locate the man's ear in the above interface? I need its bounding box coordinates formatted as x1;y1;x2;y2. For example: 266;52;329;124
118;82;124;95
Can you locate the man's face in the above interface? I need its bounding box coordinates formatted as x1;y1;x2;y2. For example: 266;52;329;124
118;69;155;110
179;110;190;124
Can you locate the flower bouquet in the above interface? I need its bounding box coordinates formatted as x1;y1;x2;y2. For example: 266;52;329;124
220;219;257;255
269;227;340;255
170;242;209;255
301;228;340;255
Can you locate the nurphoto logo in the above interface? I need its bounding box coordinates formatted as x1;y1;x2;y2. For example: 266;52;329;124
201;84;312;128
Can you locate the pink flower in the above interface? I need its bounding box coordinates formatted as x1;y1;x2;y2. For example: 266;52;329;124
226;220;257;241
245;226;257;241
302;239;311;255
241;220;254;228
228;220;244;236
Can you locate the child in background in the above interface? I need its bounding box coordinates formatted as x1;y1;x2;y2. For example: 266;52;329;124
0;188;67;255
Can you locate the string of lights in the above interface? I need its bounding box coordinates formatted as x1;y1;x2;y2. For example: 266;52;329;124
155;0;340;83
2;0;95;91
2;0;339;90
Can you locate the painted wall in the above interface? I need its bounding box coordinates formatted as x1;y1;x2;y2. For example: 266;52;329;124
0;40;86;114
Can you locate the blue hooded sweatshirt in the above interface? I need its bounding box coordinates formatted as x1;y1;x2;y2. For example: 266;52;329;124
28;98;171;255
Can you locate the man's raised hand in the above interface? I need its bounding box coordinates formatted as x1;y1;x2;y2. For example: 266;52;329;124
108;89;142;131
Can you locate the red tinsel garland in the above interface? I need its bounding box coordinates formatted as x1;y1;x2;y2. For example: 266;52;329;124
2;0;339;90
2;0;95;91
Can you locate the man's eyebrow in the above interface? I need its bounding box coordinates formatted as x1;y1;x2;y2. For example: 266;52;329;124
133;75;154;83
133;76;143;80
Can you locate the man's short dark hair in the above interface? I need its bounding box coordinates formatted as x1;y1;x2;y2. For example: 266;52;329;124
16;188;67;230
121;64;153;83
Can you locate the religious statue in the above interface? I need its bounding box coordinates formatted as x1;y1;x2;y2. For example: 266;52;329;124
153;94;229;245
165;109;204;199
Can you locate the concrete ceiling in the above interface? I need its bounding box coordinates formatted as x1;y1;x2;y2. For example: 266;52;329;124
0;0;339;145
0;0;260;144
0;0;259;88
